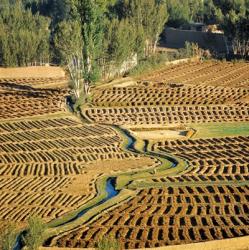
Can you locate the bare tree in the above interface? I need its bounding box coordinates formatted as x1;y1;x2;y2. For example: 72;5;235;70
68;55;84;100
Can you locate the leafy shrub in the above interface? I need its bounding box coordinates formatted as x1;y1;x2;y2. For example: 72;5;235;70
129;53;169;76
23;216;46;250
97;236;121;250
0;223;18;250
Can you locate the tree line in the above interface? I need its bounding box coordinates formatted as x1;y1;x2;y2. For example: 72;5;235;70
0;0;169;67
0;0;248;68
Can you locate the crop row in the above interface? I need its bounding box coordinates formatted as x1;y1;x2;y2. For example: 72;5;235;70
92;85;249;107
151;174;249;184
141;61;249;88
50;185;249;249
0;77;68;88
85;105;249;125
154;135;249;147
0;117;80;133
0;116;151;224
0;117;140;177
153;136;249;177
0;176;88;223
0;88;68;119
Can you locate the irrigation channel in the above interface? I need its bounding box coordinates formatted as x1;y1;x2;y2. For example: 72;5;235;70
14;125;181;250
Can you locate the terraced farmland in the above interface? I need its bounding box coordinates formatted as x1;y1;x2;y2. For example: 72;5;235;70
86;105;249;125
46;61;249;249
152;136;249;179
91;85;249;107
0;86;69;120
48;135;249;249
1;61;249;249
86;76;249;126
0;115;157;226
0;82;157;228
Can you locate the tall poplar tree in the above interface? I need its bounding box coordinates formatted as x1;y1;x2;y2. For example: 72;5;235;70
78;0;103;94
68;0;114;104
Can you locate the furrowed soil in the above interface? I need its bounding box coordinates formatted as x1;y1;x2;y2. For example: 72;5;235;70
48;61;249;249
0;74;157;230
0;61;249;250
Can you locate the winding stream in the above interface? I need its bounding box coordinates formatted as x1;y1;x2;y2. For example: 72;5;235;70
14;125;178;250
58;178;119;226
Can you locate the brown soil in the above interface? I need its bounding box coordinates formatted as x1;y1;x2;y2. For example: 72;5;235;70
0;66;65;78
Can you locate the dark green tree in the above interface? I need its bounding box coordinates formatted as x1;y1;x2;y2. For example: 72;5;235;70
53;20;82;64
0;1;50;66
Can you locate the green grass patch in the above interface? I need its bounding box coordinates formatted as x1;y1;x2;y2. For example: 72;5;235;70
191;122;249;139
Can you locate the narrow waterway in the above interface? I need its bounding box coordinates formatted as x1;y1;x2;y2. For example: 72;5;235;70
14;125;177;250
58;177;118;226
14;178;119;250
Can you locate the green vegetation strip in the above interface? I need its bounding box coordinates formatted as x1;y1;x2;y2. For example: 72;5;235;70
41;123;190;242
47;176;108;228
191;122;249;139
113;126;190;190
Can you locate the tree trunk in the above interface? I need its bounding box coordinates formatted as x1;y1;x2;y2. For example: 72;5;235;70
153;35;159;54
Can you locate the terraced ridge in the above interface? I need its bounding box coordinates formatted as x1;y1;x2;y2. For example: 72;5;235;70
0;87;68;119
0;77;68;89
49;135;249;249
0;118;134;175
44;61;249;249
86;105;249;125
0;83;159;230
91;85;249;107
138;61;249;88
52;185;249;249
0;176;87;223
152;136;249;179
1;61;249;249
86;82;249;126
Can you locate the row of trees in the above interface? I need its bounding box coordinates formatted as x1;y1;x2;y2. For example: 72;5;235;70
56;0;169;104
0;1;50;67
0;0;248;67
0;0;169;67
166;0;248;27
